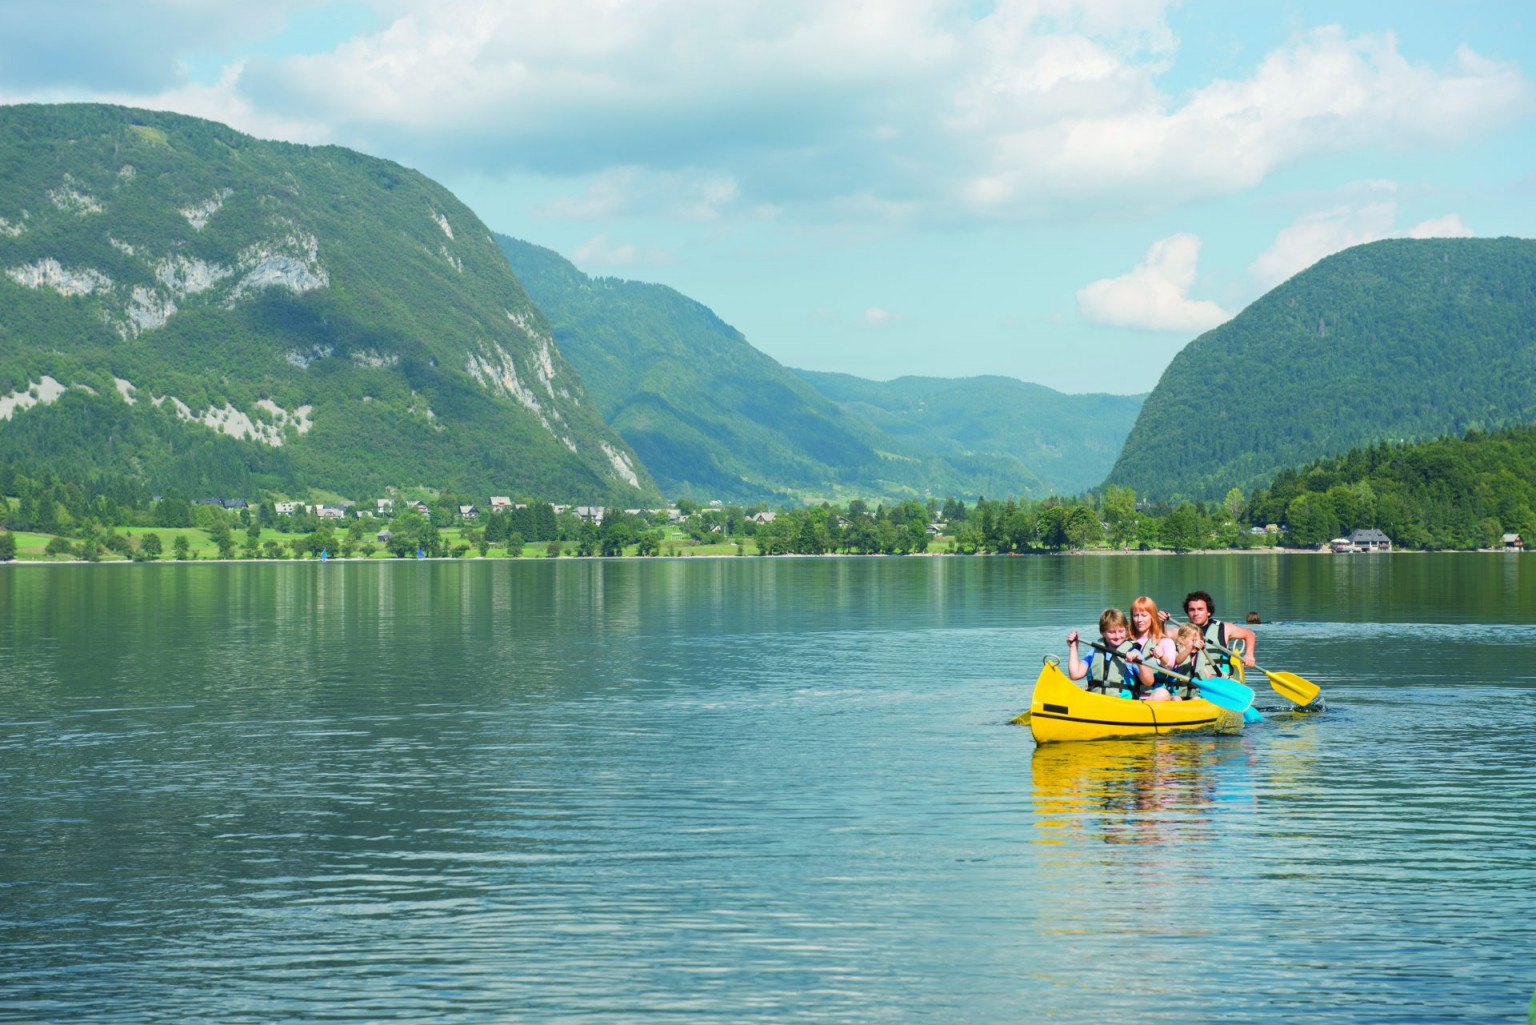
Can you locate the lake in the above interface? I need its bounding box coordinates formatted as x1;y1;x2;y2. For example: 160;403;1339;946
1;554;1533;1023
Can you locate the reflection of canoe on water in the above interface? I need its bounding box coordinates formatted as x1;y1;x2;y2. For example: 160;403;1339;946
1014;659;1245;744
1029;737;1251;845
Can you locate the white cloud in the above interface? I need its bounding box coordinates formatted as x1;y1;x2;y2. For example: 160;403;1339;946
1077;233;1232;332
536;167;741;222
954;27;1531;217
2;3;1529;226
1250;197;1475;287
571;233;668;268
0;2;311;92
863;306;899;328
1407;213;1474;239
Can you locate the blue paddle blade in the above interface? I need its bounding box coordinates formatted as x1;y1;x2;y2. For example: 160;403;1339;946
1242;706;1264;723
1196;673;1257;713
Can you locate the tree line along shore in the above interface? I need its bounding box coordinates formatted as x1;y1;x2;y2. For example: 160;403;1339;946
5;420;1536;563
2;434;1532;564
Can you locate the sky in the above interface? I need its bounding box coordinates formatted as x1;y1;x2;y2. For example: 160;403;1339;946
1;1;1533;394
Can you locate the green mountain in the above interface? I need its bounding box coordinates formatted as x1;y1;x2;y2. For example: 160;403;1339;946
498;236;1142;501
1107;237;1536;500
497;235;875;501
0;103;655;502
791;370;1144;499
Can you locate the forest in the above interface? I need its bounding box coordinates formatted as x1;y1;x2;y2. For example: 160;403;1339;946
1109;237;1536;500
4;419;1534;561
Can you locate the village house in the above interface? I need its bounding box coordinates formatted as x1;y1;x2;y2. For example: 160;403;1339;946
1502;533;1524;549
748;511;776;524
489;496;512;511
275;501;299;515
1347;528;1392;552
572;506;604;523
376;498;394;515
459;504;479;521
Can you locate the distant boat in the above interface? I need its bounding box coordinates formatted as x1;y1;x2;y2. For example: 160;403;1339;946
417;547;425;559
320;549;328;561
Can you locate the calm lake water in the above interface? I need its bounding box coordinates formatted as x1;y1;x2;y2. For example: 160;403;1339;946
1;554;1533;1023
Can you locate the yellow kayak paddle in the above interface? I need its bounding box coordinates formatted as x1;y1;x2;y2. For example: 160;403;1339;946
1205;637;1321;706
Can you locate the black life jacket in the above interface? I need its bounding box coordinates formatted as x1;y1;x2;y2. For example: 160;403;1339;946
1087;640;1138;696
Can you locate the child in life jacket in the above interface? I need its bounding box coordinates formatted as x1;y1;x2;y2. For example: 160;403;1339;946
1168;623;1215;700
1066;608;1154;698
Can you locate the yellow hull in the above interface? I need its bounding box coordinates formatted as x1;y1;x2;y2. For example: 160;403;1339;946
1016;661;1245;744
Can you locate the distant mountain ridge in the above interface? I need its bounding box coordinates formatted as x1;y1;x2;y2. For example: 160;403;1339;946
1108;237;1536;500
0;103;655;501
499;236;1143;502
498;235;876;501
791;370;1143;500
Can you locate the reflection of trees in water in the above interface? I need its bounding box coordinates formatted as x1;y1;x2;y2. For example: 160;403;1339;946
1030;738;1258;850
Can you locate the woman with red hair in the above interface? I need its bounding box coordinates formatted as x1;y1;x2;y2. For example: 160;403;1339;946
1129;596;1178;702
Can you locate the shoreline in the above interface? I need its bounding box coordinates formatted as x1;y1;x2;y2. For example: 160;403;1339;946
0;546;1523;567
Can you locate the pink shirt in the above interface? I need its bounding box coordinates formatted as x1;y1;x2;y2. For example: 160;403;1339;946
1135;634;1177;666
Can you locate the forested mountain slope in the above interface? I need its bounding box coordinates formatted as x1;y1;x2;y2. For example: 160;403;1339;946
500;236;1141;501
498;235;875;501
793;371;1143;499
1245;426;1536;550
0;103;655;501
1107;237;1536;499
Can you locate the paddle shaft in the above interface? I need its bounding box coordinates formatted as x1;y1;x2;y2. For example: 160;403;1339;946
1163;617;1256;666
1168;617;1321;705
1084;640;1257;714
1084;641;1192;684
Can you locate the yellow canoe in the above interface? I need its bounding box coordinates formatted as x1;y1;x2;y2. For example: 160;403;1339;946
1013;658;1245;744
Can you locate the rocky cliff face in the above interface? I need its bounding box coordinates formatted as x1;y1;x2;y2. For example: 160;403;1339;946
0;103;654;501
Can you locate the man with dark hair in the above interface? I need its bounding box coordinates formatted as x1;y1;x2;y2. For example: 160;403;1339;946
1163;591;1257;677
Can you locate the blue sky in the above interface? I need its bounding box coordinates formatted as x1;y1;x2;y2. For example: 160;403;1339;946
2;0;1532;393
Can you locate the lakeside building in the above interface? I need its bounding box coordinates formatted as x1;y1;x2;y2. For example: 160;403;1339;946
1333;528;1392;553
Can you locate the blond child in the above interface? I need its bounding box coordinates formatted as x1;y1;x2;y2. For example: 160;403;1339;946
1066;609;1155;697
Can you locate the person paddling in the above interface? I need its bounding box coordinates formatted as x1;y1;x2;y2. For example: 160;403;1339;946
1160;590;1257;678
1128;596;1177;702
1066;609;1154;698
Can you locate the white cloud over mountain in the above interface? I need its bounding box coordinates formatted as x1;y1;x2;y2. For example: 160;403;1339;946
571;232;669;268
6;1;1526;228
1250;198;1475;287
1077;233;1231;332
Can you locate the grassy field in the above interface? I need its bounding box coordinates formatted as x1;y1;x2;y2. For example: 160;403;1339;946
0;525;848;561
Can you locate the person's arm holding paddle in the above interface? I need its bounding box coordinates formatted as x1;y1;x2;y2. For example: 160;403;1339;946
1222;620;1257;667
1065;631;1090;680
